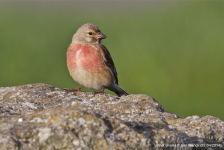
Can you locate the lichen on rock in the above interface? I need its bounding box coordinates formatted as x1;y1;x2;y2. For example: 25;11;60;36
0;83;223;149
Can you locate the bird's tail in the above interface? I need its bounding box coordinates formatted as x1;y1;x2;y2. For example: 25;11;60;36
109;84;129;97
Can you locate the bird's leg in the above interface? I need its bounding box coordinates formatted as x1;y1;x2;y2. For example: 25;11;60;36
63;86;84;92
74;86;85;91
93;86;105;95
99;86;105;93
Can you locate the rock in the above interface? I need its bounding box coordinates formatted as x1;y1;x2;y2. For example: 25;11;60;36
0;83;223;150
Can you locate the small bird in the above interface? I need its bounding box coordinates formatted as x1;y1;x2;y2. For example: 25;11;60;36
66;23;128;97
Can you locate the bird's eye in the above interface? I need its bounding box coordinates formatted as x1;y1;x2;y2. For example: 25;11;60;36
88;32;92;35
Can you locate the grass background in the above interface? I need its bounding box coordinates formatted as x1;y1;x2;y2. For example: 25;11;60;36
0;1;223;121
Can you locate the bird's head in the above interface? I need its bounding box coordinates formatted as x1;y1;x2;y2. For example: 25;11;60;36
72;23;106;45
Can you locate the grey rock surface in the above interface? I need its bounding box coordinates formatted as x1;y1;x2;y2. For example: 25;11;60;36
0;83;223;150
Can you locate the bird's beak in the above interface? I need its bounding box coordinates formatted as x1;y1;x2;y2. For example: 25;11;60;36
97;33;107;39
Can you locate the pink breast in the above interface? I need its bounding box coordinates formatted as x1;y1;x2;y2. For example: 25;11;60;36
67;44;80;70
67;45;103;72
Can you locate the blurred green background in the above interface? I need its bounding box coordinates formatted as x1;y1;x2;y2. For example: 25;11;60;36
0;1;223;120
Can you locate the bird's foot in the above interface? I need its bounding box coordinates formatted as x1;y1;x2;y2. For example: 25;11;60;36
63;86;84;92
93;86;105;96
93;91;105;95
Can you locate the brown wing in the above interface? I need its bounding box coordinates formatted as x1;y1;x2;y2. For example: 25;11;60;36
100;45;118;84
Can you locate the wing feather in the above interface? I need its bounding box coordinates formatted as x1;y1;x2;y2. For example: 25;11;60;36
100;45;118;84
